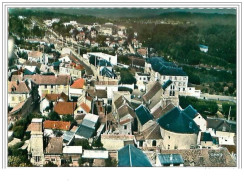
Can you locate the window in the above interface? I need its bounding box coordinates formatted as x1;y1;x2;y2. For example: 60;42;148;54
183;88;185;91
124;125;127;130
152;140;156;146
175;76;177;80
168;145;170;150
12;96;15;101
45;85;47;89
51;85;53;89
168;136;170;139
35;156;40;162
51;158;55;162
139;141;143;147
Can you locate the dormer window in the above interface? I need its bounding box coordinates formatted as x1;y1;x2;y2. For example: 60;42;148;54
189;122;193;129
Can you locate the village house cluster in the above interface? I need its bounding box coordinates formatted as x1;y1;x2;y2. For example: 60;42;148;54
7;17;236;167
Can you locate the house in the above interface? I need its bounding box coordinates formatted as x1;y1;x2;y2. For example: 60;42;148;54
199;44;208;53
75;113;99;140
76;32;85;41
43;120;71;137
59;63;85;79
63;146;83;166
142;81;162;111
8;80;31;108
146;57;188;95
183;105;207;132
59;54;72;63
135;105;154;132
151;103;175;120
69;78;85;99
23;65;39;75
27;118;45;166
24;74;70;98
135;72;150;91
157;107;200;150
86;52;117;66
117;144;152;167
9;97;33;120
137;48;148;58
200;132;214;148
101;134;135;151
54;102;77;118
116;104;136;135
128;56;145;69
159;148;236;167
156;154;184;167
75;102;91;117
28;51;44;64
99;26;113;36
207;118;236;146
90;29;97;38
95;80;118;101
84;38;91;46
135;121;163;149
40;92;68;116
44;137;63;166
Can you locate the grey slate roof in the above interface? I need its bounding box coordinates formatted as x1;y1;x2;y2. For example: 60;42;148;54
143;82;162;102
135;105;153;126
207;118;236;133
135;122;162;140
63;131;75;143
157;107;200;134
183;105;198;119
100;67;116;78
118;145;152;167
157;154;184;165
200;132;213;142
147;57;187;76
162;80;172;90
117;105;135;119
76;124;96;139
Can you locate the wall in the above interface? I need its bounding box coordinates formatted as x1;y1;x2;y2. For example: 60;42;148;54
194;115;207;132
161;128;198;149
38;84;69;98
8;93;29;107
101;135;135;151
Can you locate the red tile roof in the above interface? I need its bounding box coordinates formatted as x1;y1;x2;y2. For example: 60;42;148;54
44;92;69;102
28;51;43;58
80;102;90;113
54;102;77;115
71;78;85;89
43;120;71;131
8;81;30;94
26;122;42;132
23;75;70;85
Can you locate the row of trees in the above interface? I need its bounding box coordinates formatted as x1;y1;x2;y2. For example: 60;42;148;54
179;96;218;118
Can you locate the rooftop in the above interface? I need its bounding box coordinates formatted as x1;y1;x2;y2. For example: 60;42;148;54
82;150;109;159
118;145;152;167
24;74;70;85
135;105;154;126
54;102;77;115
63;146;83;154
158;154;184;165
71;78;85;89
45;137;63;154
157;107;200;134
147;57;187;76
43;120;71;131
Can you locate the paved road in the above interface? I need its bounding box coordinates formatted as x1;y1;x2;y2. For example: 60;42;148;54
200;93;236;103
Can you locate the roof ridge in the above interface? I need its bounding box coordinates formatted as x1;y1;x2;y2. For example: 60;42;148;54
129;145;132;167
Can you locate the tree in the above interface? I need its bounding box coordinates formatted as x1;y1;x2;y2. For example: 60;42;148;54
105;156;117;167
44;161;58;167
71;139;92;149
13;126;25;139
48;111;61;121
119;68;136;84
92;138;103;148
